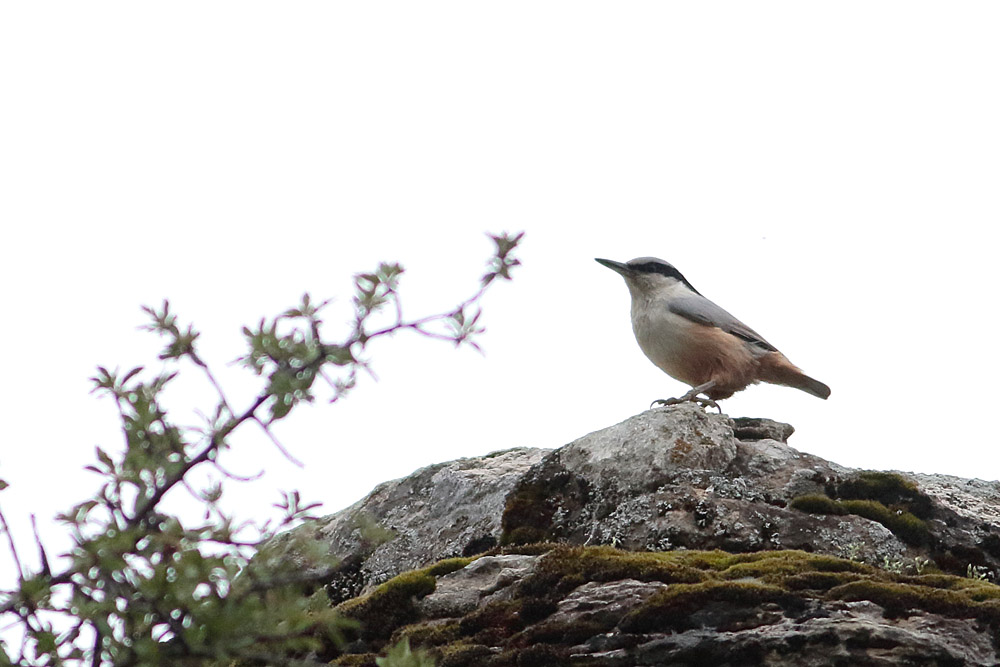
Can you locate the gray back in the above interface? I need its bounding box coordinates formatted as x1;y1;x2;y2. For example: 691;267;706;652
667;295;777;352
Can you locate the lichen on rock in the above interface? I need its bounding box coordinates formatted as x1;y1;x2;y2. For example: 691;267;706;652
273;403;1000;665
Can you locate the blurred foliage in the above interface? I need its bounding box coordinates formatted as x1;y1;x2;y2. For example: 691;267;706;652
375;639;434;667
0;233;522;666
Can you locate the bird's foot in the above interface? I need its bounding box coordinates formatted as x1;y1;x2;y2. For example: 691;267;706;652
651;389;721;413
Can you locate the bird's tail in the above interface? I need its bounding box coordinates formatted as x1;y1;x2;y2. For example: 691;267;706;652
784;372;831;399
761;354;831;400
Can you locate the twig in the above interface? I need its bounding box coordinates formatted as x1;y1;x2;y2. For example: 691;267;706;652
30;515;50;578
252;417;305;468
0;505;24;583
362;284;488;341
127;393;269;528
213;460;265;483
190;350;234;418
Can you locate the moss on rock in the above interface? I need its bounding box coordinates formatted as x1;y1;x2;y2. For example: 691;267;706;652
325;545;1000;665
837;471;934;519
436;643;494;667
839;499;931;546
790;472;934;548
529;545;708;587
329;653;379;666
424;557;478;577
789;494;845;515
828;579;1000;622
717;550;873;583
499;462;590;546
620;580;793;633
391;620;462;647
337;569;437;643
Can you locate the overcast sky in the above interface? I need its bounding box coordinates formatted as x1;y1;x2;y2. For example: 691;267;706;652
2;2;999;585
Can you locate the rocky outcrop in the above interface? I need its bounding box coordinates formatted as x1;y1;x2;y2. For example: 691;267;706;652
330;546;1000;666
275;403;1000;665
271;446;548;602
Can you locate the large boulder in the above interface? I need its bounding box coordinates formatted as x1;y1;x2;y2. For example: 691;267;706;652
270;403;1000;665
290;403;1000;596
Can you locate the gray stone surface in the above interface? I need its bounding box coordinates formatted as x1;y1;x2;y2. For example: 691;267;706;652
417;554;538;618
282;403;1000;666
305;446;548;596
543;578;667;628
285;403;1000;594
565;596;998;666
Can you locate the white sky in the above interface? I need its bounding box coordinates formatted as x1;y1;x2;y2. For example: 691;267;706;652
2;2;999;588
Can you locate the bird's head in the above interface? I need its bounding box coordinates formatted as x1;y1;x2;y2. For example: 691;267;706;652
595;257;701;299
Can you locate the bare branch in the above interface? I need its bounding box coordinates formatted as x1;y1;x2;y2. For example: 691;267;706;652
127;392;269;528
0;506;24;583
190;349;234;418
29;515;50;578
252;417;305;469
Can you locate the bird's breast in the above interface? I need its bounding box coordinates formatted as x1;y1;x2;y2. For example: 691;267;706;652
630;300;756;389
630;304;702;377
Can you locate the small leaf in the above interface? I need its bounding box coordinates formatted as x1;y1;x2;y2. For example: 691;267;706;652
96;447;114;470
121;366;144;385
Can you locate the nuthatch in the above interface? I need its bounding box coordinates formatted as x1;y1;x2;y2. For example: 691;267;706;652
596;257;830;408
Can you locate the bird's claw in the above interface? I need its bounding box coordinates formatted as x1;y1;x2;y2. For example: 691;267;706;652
651;395;721;413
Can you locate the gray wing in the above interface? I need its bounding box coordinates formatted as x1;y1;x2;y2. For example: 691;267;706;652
667;295;777;352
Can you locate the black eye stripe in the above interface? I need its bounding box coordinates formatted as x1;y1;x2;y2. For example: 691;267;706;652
629;262;702;295
631;262;682;279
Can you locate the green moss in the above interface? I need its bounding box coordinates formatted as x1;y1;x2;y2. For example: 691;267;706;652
458;599;526;640
783;571;870;591
329;654;378;666
500;478;558;546
425;557;477;577
718;550;873;583
337;569;437;642
338;569;436;615
321;544;1000;667
492;645;568;667
662;549;742;571
518;618;611;646
451;595;560;648
828;579;1000;622
900;573;972;590
392;620;462;647
790;470;939;551
436;643;494;667
518;545;708;603
895;575;1000;601
336;555;484;645
837;472;933;519
839;500;931;546
789;494;845;515
500;526;548;547
620;580;792;633
489;542;562;557
789;493;932;547
499;466;590;546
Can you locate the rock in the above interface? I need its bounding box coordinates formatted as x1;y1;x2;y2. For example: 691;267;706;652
417;554;538;618
330;546;1000;666
289;403;1000;597
273;403;1000;666
575;598;998;666
731;415;796;442
542;578;667;629
301;446;548;601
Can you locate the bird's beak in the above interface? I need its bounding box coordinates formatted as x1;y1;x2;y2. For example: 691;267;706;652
595;258;630;276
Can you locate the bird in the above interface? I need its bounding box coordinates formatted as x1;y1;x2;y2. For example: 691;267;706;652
595;257;830;409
